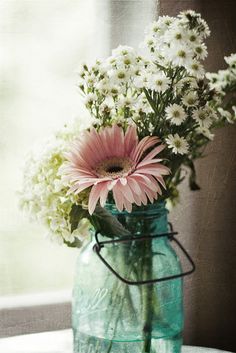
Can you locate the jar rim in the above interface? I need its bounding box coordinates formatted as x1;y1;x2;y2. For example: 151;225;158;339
105;200;168;217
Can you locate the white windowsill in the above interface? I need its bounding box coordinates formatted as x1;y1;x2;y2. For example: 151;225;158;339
0;290;72;309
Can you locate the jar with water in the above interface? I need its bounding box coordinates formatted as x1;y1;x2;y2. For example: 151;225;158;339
72;202;194;353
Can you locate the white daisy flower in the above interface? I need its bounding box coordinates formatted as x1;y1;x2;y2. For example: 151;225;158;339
165;23;186;45
187;60;205;79
165;104;187;125
134;96;152;114
99;98;115;115
187;29;200;45
84;93;98;107
166;134;189;155
194;43;208;60
192;108;212;128
224;53;236;67
218;107;235;124
109;68;130;83
232;106;236;116
167;45;193;68
147;72;171;92
182;91;198;107
196;126;214;140
116;96;136;109
133;72;150;89
112;45;135;57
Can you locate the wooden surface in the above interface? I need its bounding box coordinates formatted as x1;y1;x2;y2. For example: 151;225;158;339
0;330;233;353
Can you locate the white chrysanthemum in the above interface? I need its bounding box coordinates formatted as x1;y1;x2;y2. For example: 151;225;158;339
99;98;116;116
196;126;214;140
147;72;171;92
192;108;212;128
84;93;98;107
112;45;136;58
134;95;153;115
108;68;130;83
174;77;198;94
116;96;136;109
19;124;91;246
224;53;236;67
166;134;189;155
165;104;187;125
186;60;205;79
218;107;235;124
186;29;200;46
182;91;198;107
166;45;193;68
133;72;150;89
164;24;187;45
194;43;208;60
232;106;236;116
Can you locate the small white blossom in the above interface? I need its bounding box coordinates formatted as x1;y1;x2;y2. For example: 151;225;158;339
147;72;171;92
224;53;236;67
186;60;205;79
165;104;187;125
192;108;212;128
167;45;193;68
166;134;189;155
218;107;235;124
196;126;214;140
182;91;198;107
84;93;97;107
194;43;208;60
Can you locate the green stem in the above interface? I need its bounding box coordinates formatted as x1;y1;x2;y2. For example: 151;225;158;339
142;239;154;353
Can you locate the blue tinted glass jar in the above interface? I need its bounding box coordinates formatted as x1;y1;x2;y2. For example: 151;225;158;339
72;202;183;353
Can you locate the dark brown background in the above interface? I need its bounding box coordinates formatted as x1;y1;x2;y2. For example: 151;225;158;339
109;1;236;351
160;1;236;352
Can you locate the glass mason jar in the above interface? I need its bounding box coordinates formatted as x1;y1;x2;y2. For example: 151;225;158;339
72;202;183;353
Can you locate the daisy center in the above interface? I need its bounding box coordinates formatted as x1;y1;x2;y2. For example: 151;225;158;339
173;110;180;117
174;140;182;148
95;157;133;178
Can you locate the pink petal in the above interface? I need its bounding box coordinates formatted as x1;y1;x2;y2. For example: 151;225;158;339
112;184;124;211
69;181;94;194
99;182;110;207
126;176;143;195
88;183;107;215
136;165;170;176
116;180;135;204
123;197;132;213
137;158;163;168
131;136;160;163
124;125;138;156
141;144;166;162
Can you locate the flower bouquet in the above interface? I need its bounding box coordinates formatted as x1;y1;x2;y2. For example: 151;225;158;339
20;10;235;353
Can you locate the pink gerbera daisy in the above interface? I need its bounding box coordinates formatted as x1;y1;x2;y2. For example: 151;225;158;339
63;124;169;214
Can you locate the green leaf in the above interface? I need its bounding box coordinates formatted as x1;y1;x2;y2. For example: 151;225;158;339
63;238;83;248
89;205;130;238
186;160;201;191
69;204;89;233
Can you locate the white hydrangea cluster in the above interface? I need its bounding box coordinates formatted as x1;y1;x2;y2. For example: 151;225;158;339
206;53;236;124
19;123;91;246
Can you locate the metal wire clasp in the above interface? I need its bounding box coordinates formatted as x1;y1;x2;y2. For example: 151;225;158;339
93;223;195;286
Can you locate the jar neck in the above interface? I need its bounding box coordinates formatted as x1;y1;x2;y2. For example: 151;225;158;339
104;201;169;237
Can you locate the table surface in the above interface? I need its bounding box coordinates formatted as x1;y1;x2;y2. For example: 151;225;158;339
0;330;233;353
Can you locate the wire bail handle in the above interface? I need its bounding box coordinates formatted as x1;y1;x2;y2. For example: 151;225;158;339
93;223;195;286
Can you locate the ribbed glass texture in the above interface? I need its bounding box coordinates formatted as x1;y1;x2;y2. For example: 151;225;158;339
73;202;183;353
